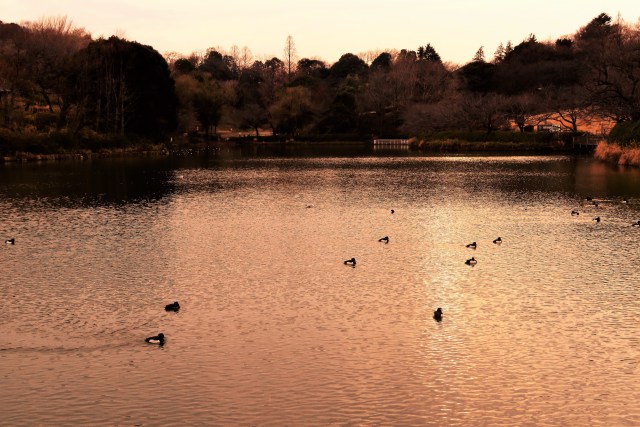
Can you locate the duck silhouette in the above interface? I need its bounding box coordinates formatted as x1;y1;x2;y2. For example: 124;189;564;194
466;241;477;249
145;333;165;345
378;236;389;243
344;257;356;266
433;308;443;321
571;210;579;216
5;238;15;245
391;209;395;214
493;237;502;244
465;257;477;266
632;220;640;227
593;216;601;223
165;301;180;312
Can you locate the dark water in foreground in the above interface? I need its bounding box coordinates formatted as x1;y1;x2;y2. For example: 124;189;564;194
1;146;639;425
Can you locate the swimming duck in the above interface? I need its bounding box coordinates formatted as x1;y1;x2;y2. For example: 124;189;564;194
593;216;601;223
571;210;579;216
344;257;356;266
145;333;165;345
586;196;593;201
465;257;477;266
623;198;629;204
4;238;15;245
632;220;640;227
165;301;180;312
391;209;395;214
433;308;443;322
378;236;389;243
466;241;477;249
493;237;502;244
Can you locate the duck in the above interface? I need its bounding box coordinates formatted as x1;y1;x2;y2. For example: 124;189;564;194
391;209;395;214
145;333;165;345
165;301;180;312
571;210;579;216
593;216;601;223
623;198;629;204
378;236;389;243
592;201;599;207
4;238;15;245
493;237;502;244
586;196;593;201
465;257;477;266
632;220;640;227
465;241;477;249
433;308;443;322
344;257;356;266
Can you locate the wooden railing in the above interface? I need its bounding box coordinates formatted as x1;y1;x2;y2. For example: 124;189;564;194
373;139;410;146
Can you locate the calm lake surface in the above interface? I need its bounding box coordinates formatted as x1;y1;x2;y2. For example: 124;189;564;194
1;146;639;426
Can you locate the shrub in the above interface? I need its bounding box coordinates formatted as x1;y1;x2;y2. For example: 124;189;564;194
594;141;623;163
609;120;640;147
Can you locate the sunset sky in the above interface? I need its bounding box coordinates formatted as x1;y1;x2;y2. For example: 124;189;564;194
2;0;640;64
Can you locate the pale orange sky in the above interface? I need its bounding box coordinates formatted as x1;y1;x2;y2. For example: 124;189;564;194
2;0;639;64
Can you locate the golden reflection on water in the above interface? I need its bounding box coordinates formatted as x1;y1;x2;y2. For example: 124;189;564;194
0;154;639;425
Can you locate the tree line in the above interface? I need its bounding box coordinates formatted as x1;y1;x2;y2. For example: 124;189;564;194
1;13;639;145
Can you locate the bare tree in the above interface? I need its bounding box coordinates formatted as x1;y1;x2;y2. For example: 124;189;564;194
283;35;298;83
506;93;544;132
239;46;253;69
544;85;592;133
229;45;241;66
21;15;90;123
585;20;640;121
357;49;384;65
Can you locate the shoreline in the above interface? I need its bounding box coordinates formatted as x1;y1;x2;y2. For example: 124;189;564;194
594;141;640;167
1;138;582;163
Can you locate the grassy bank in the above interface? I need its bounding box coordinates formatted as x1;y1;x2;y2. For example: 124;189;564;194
594;141;640;167
410;138;568;152
0;129;170;162
409;130;572;152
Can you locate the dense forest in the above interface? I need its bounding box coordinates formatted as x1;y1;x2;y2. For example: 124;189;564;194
1;13;640;149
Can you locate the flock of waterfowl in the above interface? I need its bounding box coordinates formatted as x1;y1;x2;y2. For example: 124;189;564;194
338;195;638;324
574;196;639;225
340;209;504;323
143;302;181;345
3;234;177;345
2;195;637;343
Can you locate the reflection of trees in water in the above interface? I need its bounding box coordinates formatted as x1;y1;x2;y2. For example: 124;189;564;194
0;157;180;207
3;153;640;210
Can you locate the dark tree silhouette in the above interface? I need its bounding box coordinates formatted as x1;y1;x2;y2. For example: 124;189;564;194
67;36;177;137
418;44;441;62
329;53;368;80
370;52;392;71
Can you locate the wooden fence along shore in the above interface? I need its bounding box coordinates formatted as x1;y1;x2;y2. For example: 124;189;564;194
572;134;604;150
373;135;604;150
372;139;410;146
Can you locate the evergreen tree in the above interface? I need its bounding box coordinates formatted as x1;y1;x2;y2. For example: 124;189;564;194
493;43;505;63
473;46;485;62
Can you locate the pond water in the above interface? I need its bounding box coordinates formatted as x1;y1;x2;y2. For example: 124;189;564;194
1;146;639;426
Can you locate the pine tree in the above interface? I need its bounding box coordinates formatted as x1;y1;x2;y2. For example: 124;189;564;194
423;43;441;62
493;43;505;63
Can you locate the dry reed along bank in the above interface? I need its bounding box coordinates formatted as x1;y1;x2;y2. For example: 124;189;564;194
594;141;640;167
